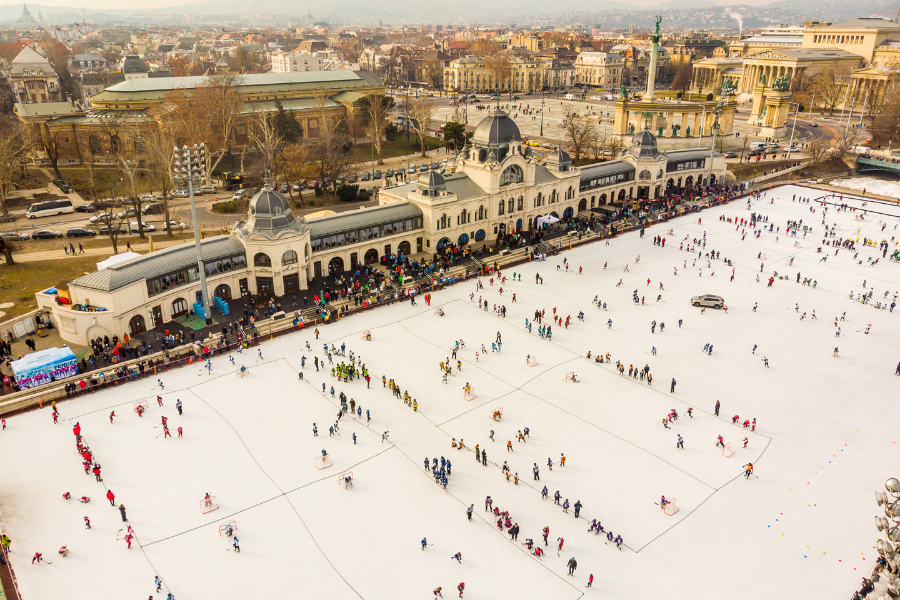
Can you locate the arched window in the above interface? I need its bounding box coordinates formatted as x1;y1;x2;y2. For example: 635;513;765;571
88;135;101;154
110;135;121;153
567;186;573;199
459;208;467;225
477;205;485;220
254;252;271;267
171;298;188;318
640;170;651;180
500;164;524;186
282;250;298;265
129;315;146;335
508;198;514;213
498;199;505;215
214;284;231;300
474;229;486;241
439;214;448;229
517;196;523;210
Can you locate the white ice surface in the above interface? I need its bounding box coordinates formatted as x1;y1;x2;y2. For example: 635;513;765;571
2;183;900;600
832;176;900;199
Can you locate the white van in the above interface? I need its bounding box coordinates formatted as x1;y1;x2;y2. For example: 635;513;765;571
26;199;74;219
564;94;575;100
749;141;766;151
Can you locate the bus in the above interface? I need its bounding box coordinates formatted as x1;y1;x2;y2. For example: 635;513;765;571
26;199;74;219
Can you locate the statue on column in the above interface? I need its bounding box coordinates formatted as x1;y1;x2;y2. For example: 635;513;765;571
654;15;662;37
759;72;766;85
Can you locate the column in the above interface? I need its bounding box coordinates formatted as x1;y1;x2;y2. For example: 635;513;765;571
680;112;688;133
666;112;673;136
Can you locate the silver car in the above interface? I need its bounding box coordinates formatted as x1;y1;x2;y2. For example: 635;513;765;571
691;294;725;308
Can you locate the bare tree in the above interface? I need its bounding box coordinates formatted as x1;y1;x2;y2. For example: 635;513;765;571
872;85;900;144
811;66;852;115
830;130;858;162
807;140;827;164
249;110;283;178
484;52;512;93
362;93;391;164
142;126;178;236
0;122;26;216
92;203;130;255
40;125;64;179
672;62;693;97
562;108;598;164
277;143;314;207
407;95;434;158
117;149;148;238
605;137;623;159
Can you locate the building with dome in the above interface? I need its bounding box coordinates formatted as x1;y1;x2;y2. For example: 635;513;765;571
35;112;724;347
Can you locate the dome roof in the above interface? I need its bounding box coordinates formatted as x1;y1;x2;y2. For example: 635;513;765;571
546;148;572;165
233;185;308;240
473;107;521;147
121;55;149;74
630;129;660;157
417;169;445;189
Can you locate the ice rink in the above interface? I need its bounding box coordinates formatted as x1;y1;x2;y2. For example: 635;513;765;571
2;183;899;600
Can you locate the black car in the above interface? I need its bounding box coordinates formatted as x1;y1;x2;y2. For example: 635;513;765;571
360;171;371;181
346;174;358;183
279;184;290;194
97;225;126;235
373;170;382;179
66;228;97;238
32;229;64;239
52;179;72;193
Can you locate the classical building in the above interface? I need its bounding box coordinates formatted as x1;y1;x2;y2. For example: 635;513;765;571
443;56;546;93
15;70;384;163
727;26;805;58
7;45;61;104
270;50;323;73
670;38;727;64
36;109;725;347
69;53;109;72
804;18;900;66
573;52;624;88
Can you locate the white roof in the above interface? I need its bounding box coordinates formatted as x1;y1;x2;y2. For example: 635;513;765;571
12;45;47;65
96;251;142;271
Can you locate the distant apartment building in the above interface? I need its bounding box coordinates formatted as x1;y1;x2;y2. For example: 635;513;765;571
573;52;624;88
8;46;61;104
271;50;323;72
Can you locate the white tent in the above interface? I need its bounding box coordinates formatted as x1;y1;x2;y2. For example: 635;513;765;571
535;215;560;229
96;251;141;271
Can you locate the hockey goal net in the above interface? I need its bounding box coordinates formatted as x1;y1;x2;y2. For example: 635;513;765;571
526;355;539;367
218;520;237;536
337;471;354;488
315;454;332;470
360;330;371;341
489;407;503;421
235;367;247;378
134;400;148;413
722;442;735;458
562;371;576;382
200;496;219;514
663;499;679;516
463;387;477;401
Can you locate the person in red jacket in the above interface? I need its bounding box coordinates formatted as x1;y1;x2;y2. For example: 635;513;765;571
73;422;81;437
107;490;115;506
457;582;465;597
109;411;116;424
92;464;102;482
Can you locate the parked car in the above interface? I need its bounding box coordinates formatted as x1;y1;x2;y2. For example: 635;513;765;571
346;174;358;183
407;165;416;174
0;231;28;241
590;96;602;100
0;213;16;223
360;171;371;181
32;229;64;239
373;170;382;179
115;208;137;219
89;214;116;224
526;140;540;147
385;168;394;177
279;184;290;194
173;190;189;198
307;180;319;189
130;221;156;232
231;190;247;200
142;203;163;215
419;163;429;172
765;142;780;149
65;227;97;238
690;294;725;308
430;161;439;170
724;152;738;158
51;179;72;193
75;203;99;213
163;221;187;231
200;185;218;194
811;122;818;128
97;225;125;235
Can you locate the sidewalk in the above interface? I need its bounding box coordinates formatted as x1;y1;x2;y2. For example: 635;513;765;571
11;237;195;263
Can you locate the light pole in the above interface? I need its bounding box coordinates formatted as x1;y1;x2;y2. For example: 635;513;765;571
540;91;546;137
786;102;800;160
173;144;212;326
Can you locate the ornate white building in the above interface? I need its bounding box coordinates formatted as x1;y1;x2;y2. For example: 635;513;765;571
37;108;724;346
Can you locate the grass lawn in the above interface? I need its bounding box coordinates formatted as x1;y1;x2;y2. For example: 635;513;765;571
356;136;444;163
0;255;99;320
57;165;157;201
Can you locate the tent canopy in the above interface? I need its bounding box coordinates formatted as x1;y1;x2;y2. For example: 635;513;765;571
97;251;141;271
536;215;559;228
11;346;79;390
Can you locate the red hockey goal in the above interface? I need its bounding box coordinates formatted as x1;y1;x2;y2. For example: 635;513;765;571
134;400;148;414
218;520;237;536
337;471;353;488
200;495;219;514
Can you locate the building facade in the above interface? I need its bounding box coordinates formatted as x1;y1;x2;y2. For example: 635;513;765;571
270;51;323;73
573;52;624;88
7;46;61;104
36;109;725;347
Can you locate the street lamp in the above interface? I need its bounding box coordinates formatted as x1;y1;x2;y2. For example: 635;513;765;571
172;144;212;326
786;102;800;161
540;91;546;136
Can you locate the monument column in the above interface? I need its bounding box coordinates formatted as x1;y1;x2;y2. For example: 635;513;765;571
643;15;663;102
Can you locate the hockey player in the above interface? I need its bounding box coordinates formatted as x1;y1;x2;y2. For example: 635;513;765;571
457;582;465;598
176;399;183;415
558;537;564;551
716;435;725;448
743;437;749;448
543;526;550;545
451;552;462;563
156;396;163;407
744;463;754;479
421;537;428;550
84;516;91;529
109;411;116;423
